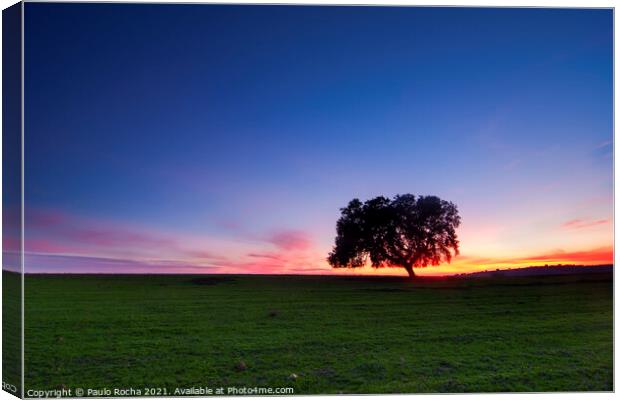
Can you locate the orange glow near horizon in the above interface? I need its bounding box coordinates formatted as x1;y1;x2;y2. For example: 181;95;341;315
318;251;614;277
304;245;614;277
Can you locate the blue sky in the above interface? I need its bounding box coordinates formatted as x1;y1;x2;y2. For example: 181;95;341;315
19;4;613;274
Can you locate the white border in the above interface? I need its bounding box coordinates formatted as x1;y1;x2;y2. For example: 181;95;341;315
0;2;616;400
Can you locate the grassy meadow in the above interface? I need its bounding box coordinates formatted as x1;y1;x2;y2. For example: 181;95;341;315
21;272;612;394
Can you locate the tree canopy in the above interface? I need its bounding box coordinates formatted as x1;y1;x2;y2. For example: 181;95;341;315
328;194;461;278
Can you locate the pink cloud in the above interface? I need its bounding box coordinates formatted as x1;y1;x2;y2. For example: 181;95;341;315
21;208;325;274
25;209;176;249
71;228;176;248
24;253;221;274
183;250;228;260
25;239;83;254
23;207;231;264
203;250;330;275
268;229;312;251
21;208;324;274
561;218;610;230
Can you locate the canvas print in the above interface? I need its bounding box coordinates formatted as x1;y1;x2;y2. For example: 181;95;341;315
2;2;613;397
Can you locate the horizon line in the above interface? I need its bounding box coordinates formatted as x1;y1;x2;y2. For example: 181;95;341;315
8;263;614;276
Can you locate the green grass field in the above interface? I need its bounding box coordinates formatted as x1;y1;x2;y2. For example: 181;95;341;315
21;272;612;394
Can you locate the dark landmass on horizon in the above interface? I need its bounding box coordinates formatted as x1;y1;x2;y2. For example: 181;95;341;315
459;264;613;278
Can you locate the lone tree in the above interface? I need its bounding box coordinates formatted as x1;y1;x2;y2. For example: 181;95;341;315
328;194;461;279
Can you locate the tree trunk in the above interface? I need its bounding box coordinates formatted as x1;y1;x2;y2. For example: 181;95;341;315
404;265;416;280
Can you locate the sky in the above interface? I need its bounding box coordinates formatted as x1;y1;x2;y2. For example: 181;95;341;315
9;4;613;275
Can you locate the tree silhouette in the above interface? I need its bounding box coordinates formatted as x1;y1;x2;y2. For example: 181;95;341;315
328;194;461;279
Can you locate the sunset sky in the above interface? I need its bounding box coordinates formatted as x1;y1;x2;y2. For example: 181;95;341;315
13;4;613;275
